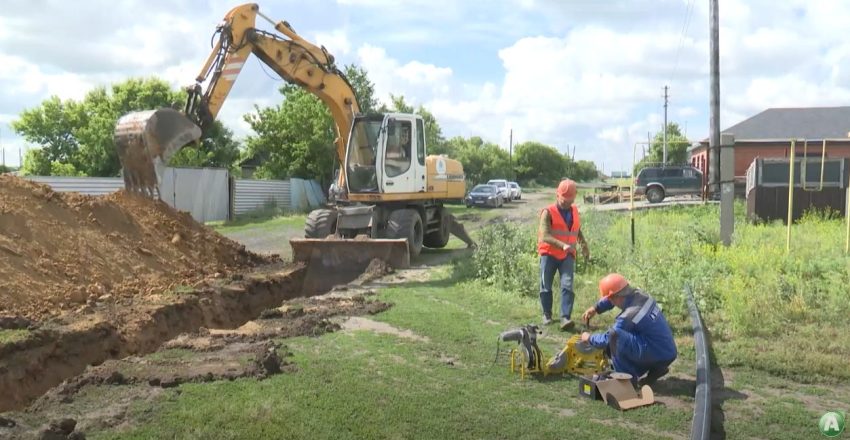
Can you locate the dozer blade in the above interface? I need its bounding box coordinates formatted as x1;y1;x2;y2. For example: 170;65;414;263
114;108;202;198
290;237;410;292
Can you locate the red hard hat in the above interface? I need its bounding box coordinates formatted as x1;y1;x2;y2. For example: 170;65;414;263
599;273;629;299
557;179;577;199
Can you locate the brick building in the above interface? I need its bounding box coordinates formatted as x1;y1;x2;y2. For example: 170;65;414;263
688;106;850;192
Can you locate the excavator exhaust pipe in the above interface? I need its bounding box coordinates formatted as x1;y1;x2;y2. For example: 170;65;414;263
290;237;410;292
114;108;202;198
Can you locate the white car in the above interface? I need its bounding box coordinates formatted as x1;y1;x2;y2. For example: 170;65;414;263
487;179;511;203
509;182;522;200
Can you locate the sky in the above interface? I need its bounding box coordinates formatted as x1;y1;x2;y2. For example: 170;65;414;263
3;0;850;173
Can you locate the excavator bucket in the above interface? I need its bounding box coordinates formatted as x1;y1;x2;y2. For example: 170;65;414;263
114;108;202;197
290;237;410;292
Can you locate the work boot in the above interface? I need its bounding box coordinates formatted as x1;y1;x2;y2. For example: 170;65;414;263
559;318;575;331
542;315;553;325
638;366;670;387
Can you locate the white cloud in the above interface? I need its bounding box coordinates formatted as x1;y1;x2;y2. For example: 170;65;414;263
314;29;352;57
4;0;850;173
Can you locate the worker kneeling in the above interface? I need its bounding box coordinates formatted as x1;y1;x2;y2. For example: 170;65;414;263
581;273;677;387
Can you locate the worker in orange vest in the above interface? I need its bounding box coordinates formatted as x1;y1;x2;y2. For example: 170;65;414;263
537;178;590;330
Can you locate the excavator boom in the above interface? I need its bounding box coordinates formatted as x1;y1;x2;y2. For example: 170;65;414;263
114;3;358;196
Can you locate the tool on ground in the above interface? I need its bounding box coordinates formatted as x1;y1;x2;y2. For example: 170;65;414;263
113;3;470;271
498;323;655;411
498;324;609;379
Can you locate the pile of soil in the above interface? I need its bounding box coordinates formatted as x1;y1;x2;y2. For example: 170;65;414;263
0;175;275;320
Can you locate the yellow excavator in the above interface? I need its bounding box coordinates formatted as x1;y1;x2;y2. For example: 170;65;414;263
113;3;471;273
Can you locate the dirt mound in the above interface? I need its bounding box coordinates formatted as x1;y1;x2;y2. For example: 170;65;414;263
0;175;275;320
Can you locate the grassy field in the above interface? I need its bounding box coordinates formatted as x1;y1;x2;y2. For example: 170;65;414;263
83;202;850;439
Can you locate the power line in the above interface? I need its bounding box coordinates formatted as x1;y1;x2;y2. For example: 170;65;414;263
670;0;696;84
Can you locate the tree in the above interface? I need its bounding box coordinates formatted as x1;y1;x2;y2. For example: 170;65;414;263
344;64;378;114
19;149;52;176
244;84;336;181
169;121;241;172
243;63;383;184
11;77;241;177
513;141;567;186
636;122;691;171
11;96;82;166
571;160;599;182
448;136;510;184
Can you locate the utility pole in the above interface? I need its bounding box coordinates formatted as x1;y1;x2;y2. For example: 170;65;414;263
663;85;669;165
508;129;513;181
709;0;731;247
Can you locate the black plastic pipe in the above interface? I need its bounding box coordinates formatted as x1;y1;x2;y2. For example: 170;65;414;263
685;285;711;440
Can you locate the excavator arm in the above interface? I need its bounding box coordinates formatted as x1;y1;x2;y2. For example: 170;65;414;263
114;3;359;197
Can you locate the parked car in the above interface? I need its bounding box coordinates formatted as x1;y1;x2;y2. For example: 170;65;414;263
508;181;522;200
486;179;511;202
465;184;503;208
634;165;703;203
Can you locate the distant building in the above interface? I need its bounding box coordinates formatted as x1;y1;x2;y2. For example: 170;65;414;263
237;152;269;179
689;106;850;190
609;171;631;179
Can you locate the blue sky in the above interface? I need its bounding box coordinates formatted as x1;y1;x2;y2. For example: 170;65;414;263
3;0;850;174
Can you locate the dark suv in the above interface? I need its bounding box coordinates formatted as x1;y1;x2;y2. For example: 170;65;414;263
634;165;703;203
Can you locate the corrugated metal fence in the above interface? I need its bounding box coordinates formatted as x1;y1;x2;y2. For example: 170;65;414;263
23;171;325;222
232;179;291;216
27;176;124;196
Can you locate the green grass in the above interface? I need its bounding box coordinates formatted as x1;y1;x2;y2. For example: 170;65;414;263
0;329;29;344
91;270;693;440
81;201;849;439
208;214;306;234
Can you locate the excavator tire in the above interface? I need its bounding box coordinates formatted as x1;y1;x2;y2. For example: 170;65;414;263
305;209;338;238
387;209;423;258
423;207;450;249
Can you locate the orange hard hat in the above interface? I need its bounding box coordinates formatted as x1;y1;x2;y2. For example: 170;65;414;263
557;179;577;199
599;273;629;299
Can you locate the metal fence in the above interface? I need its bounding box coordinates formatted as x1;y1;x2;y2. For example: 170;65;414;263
25;168;231;223
24;172;325;222
232;179;291;216
27;176;124;196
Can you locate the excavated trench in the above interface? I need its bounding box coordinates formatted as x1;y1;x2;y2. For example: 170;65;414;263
0;262;353;413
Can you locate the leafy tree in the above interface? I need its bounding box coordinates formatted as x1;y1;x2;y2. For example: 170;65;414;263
243;63;382;184
636;122;691;171
244;84;335;180
11;77;241;177
513;141;567;186
19;149;52;176
344;64;378;115
571;159;599;182
11;97;81;165
443;136;510;185
169;121;241;172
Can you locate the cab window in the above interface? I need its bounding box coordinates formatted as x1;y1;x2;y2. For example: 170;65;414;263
385;120;412;178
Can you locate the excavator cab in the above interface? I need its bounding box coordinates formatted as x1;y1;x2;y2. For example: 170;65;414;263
344;114;424;195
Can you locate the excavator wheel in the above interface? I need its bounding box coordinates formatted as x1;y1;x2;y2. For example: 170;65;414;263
423;207;450;249
387;209;424;258
305;208;338;238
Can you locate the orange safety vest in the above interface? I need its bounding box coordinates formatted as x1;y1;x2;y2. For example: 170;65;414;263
537;204;580;259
